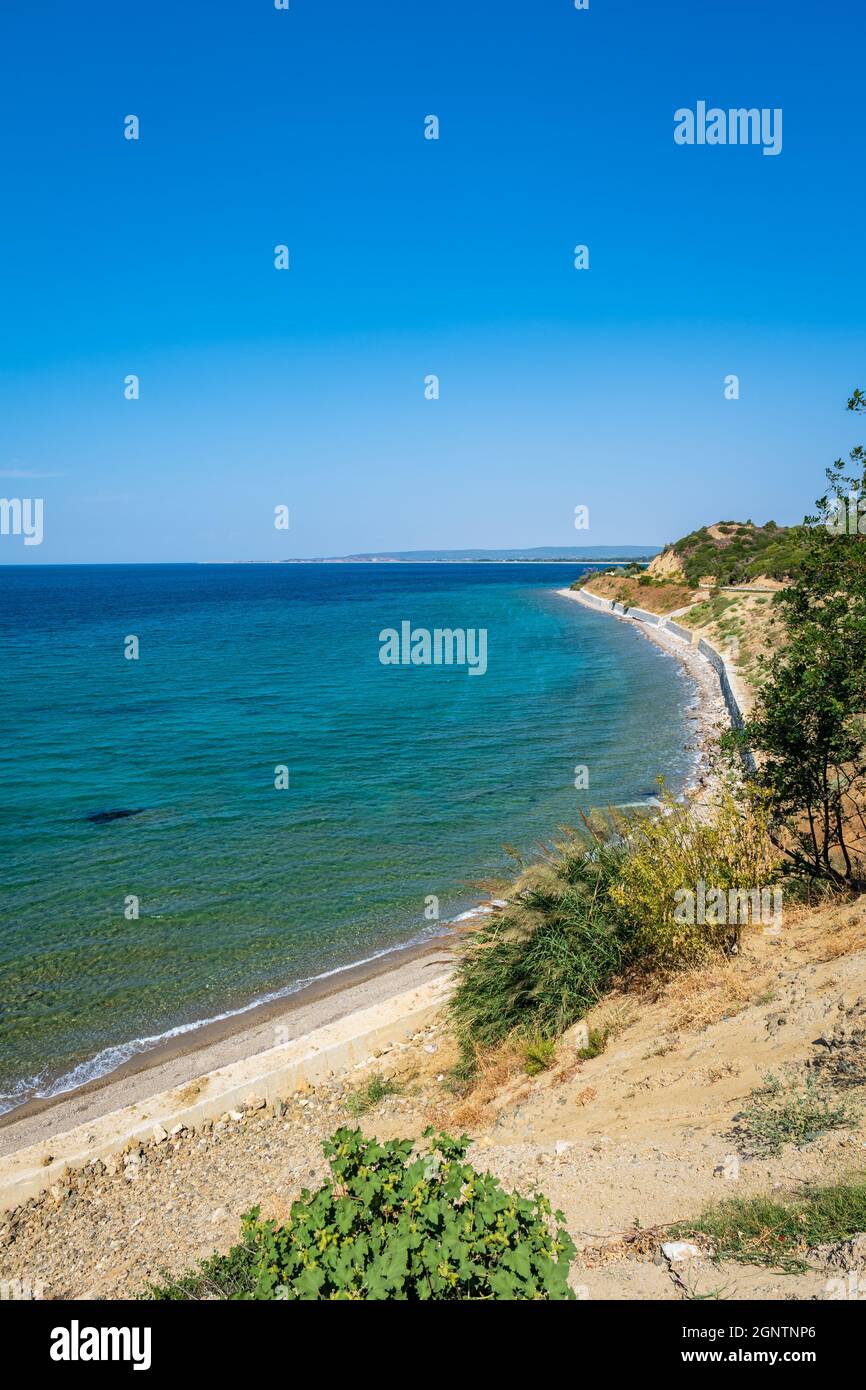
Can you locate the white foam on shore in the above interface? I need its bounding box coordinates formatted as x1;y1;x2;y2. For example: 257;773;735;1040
0;916;467;1117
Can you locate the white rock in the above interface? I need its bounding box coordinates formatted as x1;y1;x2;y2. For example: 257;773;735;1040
661;1241;702;1264
554;1140;574;1156
169;1123;186;1138
151;1124;168;1144
211;1206;230;1224
562;1020;590;1051
244;1093;266;1111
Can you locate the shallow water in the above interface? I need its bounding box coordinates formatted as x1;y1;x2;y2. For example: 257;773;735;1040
0;563;695;1108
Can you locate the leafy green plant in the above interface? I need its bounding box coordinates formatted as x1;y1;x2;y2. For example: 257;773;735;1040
147;1128;576;1301
344;1073;402;1117
733;1072;855;1157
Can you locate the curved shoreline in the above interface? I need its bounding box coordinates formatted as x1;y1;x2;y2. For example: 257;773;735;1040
555;586;735;804
0;933;461;1158
1;585;718;1153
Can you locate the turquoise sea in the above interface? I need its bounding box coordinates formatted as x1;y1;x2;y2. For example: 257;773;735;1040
0;563;697;1111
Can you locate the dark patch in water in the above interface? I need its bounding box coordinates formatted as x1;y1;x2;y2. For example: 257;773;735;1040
85;808;145;824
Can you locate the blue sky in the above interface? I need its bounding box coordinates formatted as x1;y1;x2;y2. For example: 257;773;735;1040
1;0;863;562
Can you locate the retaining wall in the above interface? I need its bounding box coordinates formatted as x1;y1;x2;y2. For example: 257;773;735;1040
572;587;754;767
571;588;614;613
660;618;695;645
0;973;452;1213
623;605;660;626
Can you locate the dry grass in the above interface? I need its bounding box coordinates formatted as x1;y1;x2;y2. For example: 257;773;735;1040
661;956;767;1032
790;905;866;963
427;891;866;1134
449;1040;528;1128
582;573;697;614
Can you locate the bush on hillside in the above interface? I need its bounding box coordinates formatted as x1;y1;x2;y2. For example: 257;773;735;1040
609;786;780;964
449;830;629;1066
670;523;807;586
147;1128;576;1301
449;791;780;1066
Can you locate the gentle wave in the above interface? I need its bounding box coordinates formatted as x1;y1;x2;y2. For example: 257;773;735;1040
0;921;456;1117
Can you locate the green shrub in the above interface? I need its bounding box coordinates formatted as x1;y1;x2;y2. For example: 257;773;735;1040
449;830;628;1066
147;1128;576;1301
522;1036;557;1075
609;786;780;965
670;522;806;587
450;791;781;1070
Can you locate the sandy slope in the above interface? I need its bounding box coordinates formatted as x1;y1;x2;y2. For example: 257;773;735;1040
2;896;865;1300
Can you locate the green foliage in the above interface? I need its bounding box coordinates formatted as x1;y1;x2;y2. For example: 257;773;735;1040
670;522;807;586
734;392;866;890
609;786;780;965
522;1036;557;1075
344;1074;402;1117
577;1026;609;1060
674;1176;866;1271
148;1128;576;1301
733;1072;855;1157
451;790;781;1068
145;1230;260;1300
449;829;629;1066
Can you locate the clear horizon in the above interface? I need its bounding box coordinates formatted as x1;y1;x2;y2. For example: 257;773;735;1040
1;0;864;563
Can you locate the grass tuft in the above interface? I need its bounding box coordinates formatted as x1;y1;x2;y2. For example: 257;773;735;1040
343;1074;402;1118
522;1036;557;1076
732;1071;855;1157
674;1177;866;1271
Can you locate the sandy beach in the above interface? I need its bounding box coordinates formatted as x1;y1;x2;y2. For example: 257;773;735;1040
0;937;456;1159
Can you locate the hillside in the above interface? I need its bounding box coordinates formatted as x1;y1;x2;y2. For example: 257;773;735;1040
656;521;807;587
4;896;866;1300
576;568;698;615
678;589;786;698
576;519;803;697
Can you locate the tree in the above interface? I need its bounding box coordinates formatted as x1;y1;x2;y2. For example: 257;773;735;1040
731;393;866;888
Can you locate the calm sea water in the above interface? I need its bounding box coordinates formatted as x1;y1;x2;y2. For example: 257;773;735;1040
0;563;696;1110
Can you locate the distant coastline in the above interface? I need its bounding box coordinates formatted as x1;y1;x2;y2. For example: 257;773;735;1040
203;554;659;566
273;557;656;566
